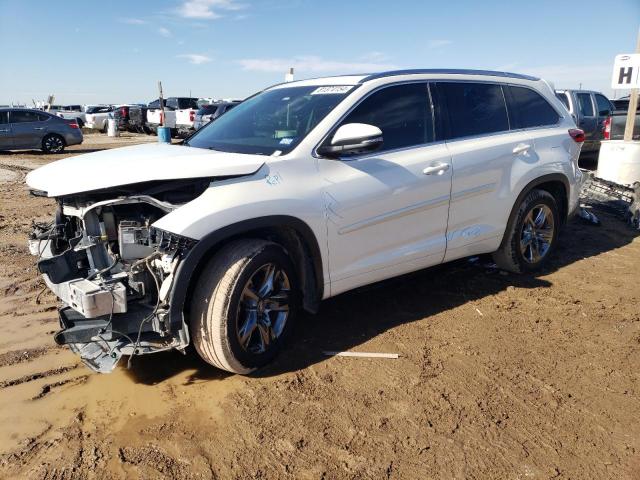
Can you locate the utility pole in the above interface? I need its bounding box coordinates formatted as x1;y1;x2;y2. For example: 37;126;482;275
624;27;640;142
158;81;165;127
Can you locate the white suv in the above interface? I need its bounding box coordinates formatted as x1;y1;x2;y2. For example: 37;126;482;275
26;69;584;374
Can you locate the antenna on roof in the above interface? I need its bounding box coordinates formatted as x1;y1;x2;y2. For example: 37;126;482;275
285;67;294;83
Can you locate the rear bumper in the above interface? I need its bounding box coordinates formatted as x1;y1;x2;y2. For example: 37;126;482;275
64;130;83;146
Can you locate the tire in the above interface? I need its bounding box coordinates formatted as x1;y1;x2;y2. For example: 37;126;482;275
76;118;84;128
41;134;65;154
190;239;299;374
493;189;559;273
102;121;109;134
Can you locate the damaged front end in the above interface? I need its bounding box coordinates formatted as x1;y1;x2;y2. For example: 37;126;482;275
29;183;203;373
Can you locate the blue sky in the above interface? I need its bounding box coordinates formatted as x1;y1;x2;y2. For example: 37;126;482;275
1;0;638;105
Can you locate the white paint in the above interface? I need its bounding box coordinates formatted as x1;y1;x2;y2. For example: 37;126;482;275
597;140;640;185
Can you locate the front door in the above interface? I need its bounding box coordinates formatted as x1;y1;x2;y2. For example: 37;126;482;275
10;110;49;149
0;111;12;149
320;82;452;296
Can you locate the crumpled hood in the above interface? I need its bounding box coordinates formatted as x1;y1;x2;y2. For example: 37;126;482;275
26;143;266;197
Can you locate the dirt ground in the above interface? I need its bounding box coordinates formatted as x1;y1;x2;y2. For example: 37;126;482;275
0;134;639;479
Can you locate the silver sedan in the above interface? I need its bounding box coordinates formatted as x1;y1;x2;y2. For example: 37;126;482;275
0;108;83;153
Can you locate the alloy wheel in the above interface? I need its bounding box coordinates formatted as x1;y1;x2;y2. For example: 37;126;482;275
236;263;290;354
44;136;64;153
520;204;555;264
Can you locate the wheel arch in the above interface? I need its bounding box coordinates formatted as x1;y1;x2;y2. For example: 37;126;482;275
168;215;324;329
499;173;570;249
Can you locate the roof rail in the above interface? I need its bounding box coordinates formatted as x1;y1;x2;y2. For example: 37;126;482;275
359;69;540;83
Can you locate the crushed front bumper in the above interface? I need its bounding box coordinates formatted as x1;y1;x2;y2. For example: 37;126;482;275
29;201;197;373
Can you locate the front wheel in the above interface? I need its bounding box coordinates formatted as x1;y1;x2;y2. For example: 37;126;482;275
493;189;559;273
190;239;299;374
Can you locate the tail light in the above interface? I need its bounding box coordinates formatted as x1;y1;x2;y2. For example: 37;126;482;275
68;121;79;129
603;117;611;140
189;110;195;122
568;128;585;143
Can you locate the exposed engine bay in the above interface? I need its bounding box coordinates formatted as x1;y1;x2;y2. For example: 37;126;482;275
28;180;208;373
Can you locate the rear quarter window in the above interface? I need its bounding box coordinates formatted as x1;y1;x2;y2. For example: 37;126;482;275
555;92;571;111
439;82;509;139
576;93;594;117
507;86;559;129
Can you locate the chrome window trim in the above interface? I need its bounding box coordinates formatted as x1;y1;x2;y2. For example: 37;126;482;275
313;78;565;159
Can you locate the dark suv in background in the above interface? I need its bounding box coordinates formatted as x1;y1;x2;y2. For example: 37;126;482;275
193;101;241;130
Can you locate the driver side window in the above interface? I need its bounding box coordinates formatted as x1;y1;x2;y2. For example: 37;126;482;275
338;83;433;152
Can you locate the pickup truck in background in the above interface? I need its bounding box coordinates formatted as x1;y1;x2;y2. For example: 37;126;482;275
84;105;114;132
146;97;198;136
604;109;640;141
113;104;149;133
52;105;86;127
555;89;614;153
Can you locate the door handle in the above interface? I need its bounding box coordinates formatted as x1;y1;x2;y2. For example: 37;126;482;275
512;143;531;155
33;127;45;131
422;163;450;175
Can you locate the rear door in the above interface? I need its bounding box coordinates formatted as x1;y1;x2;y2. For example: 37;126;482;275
10;110;49;149
436;81;534;261
575;92;597;142
594;93;613;141
0;111;12;149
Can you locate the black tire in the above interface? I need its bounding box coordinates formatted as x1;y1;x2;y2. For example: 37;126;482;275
76;118;84;128
493;189;559;273
41;134;65;154
190;239;299;374
102;121;109;134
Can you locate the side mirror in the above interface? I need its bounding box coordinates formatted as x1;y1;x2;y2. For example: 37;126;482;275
318;123;383;158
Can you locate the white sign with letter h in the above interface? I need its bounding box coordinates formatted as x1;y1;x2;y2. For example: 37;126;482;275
612;54;640;89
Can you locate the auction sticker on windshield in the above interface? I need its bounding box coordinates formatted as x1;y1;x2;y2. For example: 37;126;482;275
310;86;353;95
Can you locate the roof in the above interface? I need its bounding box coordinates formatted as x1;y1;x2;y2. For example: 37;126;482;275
359;69;540;82
270;69;540;90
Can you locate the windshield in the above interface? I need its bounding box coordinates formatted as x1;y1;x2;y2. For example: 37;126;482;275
186;85;355;155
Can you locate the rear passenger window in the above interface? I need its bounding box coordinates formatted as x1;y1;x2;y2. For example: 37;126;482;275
439;82;509;139
0;112;8;124
10;111;41;123
340;83;432;151
576;93;594;117
507;86;559;129
594;94;612;116
37;113;50;122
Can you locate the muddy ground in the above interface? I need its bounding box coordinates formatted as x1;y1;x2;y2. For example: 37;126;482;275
0;135;639;479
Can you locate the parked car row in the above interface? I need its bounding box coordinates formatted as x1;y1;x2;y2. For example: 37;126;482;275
38;97;242;138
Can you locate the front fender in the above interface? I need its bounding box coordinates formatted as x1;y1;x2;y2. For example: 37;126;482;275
166;215;325;328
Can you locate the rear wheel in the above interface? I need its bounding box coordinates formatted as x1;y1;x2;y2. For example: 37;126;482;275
41;134;65;154
191;239;299;374
493;189;559;273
